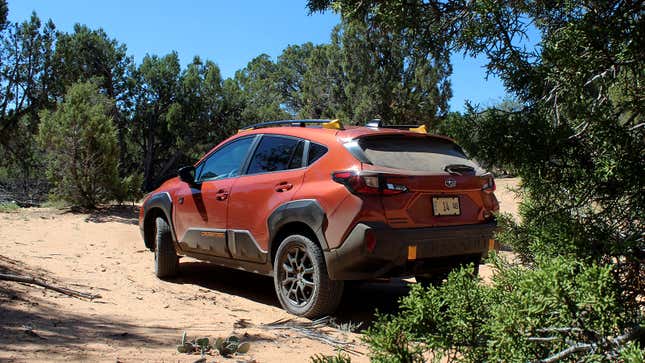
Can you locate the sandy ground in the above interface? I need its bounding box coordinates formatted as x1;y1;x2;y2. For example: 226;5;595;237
0;179;520;362
494;177;522;221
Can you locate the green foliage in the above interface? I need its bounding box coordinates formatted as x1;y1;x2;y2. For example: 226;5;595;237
176;332;250;357
365;265;487;362
51;24;135;178
130;52;183;190
130;52;247;190
37;82;121;208
365;259;641;362
52;24;132;101
273;21;452;125
485;256;627;362
310;351;352;363
0;13;56;203
0;201;20;213
40;198;69;209
363;312;425;363
0;0;7;31
112;172;143;204
620;342;645;363
234;54;291;123
333;20;451;125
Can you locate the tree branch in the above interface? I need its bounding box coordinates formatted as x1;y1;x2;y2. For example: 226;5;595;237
0;273;101;300
538;325;643;363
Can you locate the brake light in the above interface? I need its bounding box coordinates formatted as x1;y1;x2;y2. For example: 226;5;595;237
482;175;496;193
332;171;407;196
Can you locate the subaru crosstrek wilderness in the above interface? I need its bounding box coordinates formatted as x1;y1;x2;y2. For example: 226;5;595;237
139;119;499;317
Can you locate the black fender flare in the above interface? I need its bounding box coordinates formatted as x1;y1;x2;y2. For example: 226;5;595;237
267;199;329;256
142;192;177;248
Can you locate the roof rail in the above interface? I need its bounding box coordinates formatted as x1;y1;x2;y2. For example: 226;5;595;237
239;119;343;131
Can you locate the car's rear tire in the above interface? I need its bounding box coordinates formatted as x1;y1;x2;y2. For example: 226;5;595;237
154;217;178;278
273;234;343;318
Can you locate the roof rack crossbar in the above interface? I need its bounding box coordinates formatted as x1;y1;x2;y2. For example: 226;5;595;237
241;119;333;130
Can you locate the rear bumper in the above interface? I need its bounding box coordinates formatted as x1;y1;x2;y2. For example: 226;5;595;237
325;221;497;280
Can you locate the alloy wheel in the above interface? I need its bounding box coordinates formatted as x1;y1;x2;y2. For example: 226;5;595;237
279;244;316;307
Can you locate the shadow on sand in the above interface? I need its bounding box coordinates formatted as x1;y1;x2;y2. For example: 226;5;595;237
81;204;139;225
166;260;411;331
0;256;169;361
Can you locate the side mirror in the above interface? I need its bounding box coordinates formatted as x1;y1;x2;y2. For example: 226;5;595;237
178;165;196;185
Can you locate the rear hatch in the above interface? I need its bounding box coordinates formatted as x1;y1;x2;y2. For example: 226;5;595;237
347;134;497;228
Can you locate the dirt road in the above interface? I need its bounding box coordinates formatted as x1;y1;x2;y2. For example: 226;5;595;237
0;179;520;362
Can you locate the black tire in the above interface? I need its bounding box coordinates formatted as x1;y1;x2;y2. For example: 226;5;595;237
273;234;343;318
154;217;178;278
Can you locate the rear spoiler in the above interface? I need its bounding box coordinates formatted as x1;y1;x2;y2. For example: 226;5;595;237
365;119;427;134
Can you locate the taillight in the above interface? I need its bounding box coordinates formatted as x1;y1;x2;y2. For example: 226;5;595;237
481;175;496;193
332;171;407;196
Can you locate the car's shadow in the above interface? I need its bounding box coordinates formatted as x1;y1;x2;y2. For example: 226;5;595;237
172;261;280;307
169;261;411;331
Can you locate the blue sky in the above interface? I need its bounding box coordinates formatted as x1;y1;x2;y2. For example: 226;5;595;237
7;0;509;112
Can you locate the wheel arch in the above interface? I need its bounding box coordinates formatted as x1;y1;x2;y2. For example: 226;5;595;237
270;222;320;265
142;192;176;250
267;199;329;266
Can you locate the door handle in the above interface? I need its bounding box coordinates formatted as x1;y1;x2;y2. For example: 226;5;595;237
275;182;293;192
215;189;229;200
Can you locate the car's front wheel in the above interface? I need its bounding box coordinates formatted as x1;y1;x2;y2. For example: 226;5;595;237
154;217;179;278
273;234;343;318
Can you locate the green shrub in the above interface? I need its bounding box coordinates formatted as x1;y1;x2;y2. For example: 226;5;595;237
112;172;144;204
620;342;645;363
0;201;20;213
38;82;121;208
40;199;69;209
310;351;352;363
364;257;642;362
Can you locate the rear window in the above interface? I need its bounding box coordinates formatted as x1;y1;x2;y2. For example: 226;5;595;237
358;136;481;173
307;143;328;165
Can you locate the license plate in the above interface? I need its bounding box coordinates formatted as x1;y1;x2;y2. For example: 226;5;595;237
432;197;460;216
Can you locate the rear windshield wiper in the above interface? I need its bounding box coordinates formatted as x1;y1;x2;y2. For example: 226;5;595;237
444;164;475;176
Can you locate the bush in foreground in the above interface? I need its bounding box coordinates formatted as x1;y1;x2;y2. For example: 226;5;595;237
364;257;643;363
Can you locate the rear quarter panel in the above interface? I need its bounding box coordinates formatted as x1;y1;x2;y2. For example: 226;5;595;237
292;137;385;249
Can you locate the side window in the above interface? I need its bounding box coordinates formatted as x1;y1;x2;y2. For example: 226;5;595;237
197;137;254;182
307;142;328;165
288;141;305;169
247;136;303;174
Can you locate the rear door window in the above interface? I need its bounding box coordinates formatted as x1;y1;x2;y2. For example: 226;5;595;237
247;135;304;174
358;136;481;173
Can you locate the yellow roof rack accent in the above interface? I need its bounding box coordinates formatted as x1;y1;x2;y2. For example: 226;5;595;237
323;119;343;130
409;125;427;134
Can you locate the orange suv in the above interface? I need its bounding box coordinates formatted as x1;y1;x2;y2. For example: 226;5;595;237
139;120;499;317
